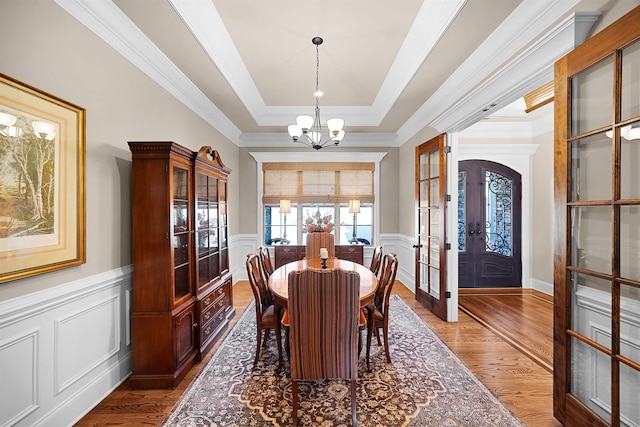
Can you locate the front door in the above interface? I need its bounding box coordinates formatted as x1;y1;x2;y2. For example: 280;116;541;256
458;160;522;288
415;134;448;321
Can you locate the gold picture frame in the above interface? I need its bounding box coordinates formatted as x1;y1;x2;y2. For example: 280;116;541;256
0;73;85;283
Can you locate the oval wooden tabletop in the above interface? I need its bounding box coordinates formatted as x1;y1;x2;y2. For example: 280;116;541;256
268;258;377;306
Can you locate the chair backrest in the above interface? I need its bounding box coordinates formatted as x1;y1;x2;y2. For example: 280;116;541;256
246;253;272;313
369;245;383;276
287;267;360;381
305;233;335;259
375;252;399;311
259;246;274;279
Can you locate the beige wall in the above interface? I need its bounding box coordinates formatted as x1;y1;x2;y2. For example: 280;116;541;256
531;131;554;284
0;0;239;301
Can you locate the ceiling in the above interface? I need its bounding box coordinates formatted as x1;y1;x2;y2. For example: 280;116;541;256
54;0;607;148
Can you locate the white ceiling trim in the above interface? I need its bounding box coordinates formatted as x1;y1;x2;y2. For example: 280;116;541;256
395;0;582;144
53;0;242;144
430;11;600;133
171;0;466;127
240;133;399;148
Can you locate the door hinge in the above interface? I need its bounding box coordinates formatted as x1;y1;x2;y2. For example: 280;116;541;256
444;146;451;153
445;243;451;250
445;291;451;298
445;194;451;202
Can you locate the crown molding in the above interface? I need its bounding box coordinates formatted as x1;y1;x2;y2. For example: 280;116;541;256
54;0;242;144
249;151;388;164
429;11;600;133
396;0;594;143
239;132;399;148
170;0;466;127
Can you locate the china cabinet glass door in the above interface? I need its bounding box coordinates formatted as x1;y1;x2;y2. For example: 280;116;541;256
172;165;192;304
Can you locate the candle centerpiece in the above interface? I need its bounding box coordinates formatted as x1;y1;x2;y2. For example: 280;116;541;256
320;247;329;268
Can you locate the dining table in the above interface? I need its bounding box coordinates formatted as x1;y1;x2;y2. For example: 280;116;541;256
268;258;379;371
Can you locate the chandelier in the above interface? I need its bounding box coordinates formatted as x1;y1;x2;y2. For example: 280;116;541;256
287;37;345;150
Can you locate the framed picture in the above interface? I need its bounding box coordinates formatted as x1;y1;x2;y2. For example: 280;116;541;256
0;73;85;283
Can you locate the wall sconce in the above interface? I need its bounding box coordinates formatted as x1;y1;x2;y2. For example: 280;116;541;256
279;199;291;245
348;199;360;244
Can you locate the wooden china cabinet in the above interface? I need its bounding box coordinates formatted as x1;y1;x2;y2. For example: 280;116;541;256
128;142;234;389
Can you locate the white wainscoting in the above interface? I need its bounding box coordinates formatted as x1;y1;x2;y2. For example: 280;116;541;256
0;267;132;427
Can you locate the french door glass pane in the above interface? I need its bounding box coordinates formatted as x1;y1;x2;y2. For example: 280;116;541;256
430;237;439;265
571;337;612;424
621;361;640;426
620;283;640;365
621;39;640;121
430;177;439;206
429;265;440;298
571;55;614;136
571;133;612;201
620;206;640;281
485;171;512;256
420;181;429;206
419;208;428;235
571;272;611;348
620;120;640;199
458;171;466;251
429;209;440;239
429;149;439;178
571;206;612;274
420;153;429;179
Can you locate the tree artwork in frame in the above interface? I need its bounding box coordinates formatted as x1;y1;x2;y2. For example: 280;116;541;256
0;73;85;283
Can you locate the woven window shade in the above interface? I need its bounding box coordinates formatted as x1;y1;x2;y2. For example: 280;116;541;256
264;170;299;196
302;171;335;195
262;163;374;203
340;170;373;196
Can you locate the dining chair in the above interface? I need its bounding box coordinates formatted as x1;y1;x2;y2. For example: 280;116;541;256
258;246;274;280
305;232;335;259
287;267;360;426
245;253;281;368
369;245;383;277
366;252;399;364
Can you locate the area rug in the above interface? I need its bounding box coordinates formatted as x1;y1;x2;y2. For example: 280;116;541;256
162;296;524;426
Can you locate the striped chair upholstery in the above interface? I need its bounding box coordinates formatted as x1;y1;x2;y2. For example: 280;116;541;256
305;232;335;259
287;267;360;426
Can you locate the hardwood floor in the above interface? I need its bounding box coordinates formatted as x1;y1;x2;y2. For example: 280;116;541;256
75;282;560;427
458;288;554;372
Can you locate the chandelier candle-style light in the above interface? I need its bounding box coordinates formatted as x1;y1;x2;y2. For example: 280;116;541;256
287;37;345;150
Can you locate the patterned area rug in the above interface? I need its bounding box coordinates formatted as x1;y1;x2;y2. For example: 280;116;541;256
162;296;524;426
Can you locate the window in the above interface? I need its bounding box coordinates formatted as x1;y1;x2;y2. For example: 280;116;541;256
262;162;375;245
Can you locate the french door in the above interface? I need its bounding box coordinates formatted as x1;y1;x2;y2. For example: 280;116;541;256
554;5;640;426
415;134;447;321
458;160;522;288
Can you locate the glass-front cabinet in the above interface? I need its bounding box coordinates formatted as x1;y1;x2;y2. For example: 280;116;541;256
129;142;234;389
193;146;234;359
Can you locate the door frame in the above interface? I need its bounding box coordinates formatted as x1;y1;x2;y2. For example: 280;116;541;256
456;143;538;290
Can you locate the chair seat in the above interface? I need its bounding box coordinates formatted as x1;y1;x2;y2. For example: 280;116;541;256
262;305;276;325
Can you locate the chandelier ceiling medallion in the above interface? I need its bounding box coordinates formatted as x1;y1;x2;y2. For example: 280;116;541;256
287;36;345;150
